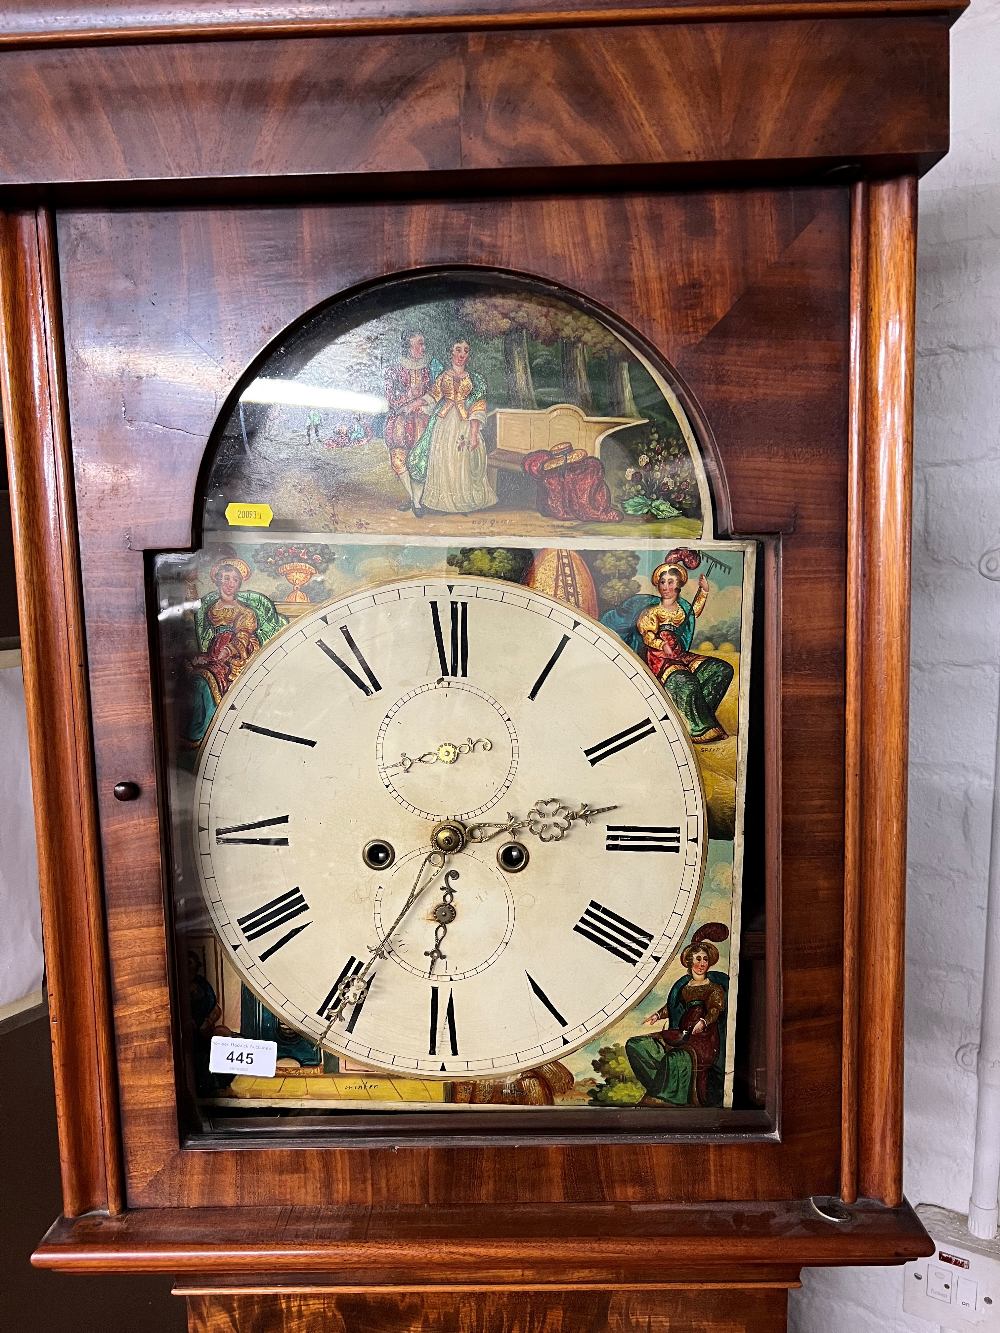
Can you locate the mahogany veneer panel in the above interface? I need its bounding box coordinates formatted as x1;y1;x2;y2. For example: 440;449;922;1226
56;185;848;1210
0;19;949;193
185;1289;788;1333
35;1199;932;1277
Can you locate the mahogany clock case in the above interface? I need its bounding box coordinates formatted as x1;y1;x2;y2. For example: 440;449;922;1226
41;184;834;1210
0;6;944;1312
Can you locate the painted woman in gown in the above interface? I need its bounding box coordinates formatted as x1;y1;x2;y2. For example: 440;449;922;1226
602;549;734;743
625;923;730;1107
407;339;497;515
183;557;286;745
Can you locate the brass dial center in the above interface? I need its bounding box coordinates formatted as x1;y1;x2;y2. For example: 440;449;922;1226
431;819;467;855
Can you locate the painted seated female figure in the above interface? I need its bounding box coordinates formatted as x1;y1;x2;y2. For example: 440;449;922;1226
625;924;730;1108
603;548;734;744
183;557;286;745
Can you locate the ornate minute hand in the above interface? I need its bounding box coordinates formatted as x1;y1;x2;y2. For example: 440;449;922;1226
319;847;447;1038
467;799;620;845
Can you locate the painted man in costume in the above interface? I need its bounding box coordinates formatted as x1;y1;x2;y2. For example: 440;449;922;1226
384;329;435;512
602;548;734;744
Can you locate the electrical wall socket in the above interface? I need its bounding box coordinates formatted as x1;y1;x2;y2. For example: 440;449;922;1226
903;1204;1000;1330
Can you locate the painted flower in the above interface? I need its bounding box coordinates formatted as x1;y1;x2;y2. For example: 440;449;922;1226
638;454;650;467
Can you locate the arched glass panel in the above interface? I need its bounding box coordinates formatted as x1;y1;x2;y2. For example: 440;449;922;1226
199;270;715;541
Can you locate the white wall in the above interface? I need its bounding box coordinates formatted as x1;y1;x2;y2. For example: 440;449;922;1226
790;2;1000;1327
0;651;42;1016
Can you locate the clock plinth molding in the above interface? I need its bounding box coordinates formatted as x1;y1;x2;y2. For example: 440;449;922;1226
0;3;954;1328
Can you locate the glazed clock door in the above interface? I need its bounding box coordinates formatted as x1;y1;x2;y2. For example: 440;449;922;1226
153;266;758;1127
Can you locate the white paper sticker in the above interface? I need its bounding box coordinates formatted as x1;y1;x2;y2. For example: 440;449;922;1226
209;1035;277;1078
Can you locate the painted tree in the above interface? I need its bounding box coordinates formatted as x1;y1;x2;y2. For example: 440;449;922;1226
458;295;552;409
606;349;639;416
592;550;641;610
446;546;532;582
587;1042;644;1106
548;306;639;416
546;306;604;412
459;293;639;417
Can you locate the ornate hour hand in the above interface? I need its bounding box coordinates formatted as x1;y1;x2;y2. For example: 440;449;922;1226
467;799;620;845
385;737;493;774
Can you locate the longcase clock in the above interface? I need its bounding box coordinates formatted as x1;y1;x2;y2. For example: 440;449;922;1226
0;3;960;1330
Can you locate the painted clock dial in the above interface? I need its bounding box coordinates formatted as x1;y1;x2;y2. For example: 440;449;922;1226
193;576;705;1079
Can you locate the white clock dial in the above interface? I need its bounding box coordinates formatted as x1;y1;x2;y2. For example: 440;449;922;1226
193;576;705;1080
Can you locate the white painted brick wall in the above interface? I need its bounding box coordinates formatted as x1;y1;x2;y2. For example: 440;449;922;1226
790;2;1000;1327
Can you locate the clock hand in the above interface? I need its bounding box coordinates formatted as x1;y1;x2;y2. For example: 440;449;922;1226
467;799;621;845
318;847;448;1037
384;737;493;774
424;867;460;975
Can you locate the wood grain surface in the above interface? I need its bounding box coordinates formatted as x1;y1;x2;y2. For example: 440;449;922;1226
54;186;849;1211
855;177;917;1207
0;18;950;194
0;0;968;48
0;210;122;1217
839;182;868;1205
184;1288;789;1333
33;1197;933;1275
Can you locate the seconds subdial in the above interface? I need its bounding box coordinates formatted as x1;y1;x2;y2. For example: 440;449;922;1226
376;680;519;820
373;847;516;982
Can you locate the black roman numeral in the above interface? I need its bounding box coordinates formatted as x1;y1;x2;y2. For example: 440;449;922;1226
317;625;382;695
318;956;373;1033
583;718;657;765
430;600;468;677
236;887;311;960
605;825;681;853
216;815;289;846
239;722;316;747
318;957;360;1018
573;900;654;965
429;985;458;1057
528;634;570;701
526;972;568;1027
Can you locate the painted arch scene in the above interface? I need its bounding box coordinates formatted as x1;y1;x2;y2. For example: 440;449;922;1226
203;272;712;542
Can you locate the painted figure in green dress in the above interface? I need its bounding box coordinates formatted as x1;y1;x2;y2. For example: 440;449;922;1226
183;556;287;745
601;548;734;743
407;339;496;516
625;923;730;1107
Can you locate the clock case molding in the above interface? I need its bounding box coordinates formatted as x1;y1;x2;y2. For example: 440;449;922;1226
0;2;956;1327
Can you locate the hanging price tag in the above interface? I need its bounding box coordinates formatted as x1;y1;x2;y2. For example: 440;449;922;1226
209;1035;277;1078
